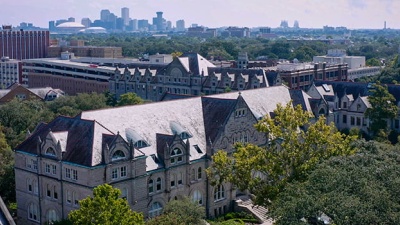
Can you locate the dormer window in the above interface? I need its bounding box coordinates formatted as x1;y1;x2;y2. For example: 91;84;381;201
126;128;150;149
112;150;126;161
170;148;183;164
170;121;192;140
134;140;148;148
46;147;56;157
180;132;190;140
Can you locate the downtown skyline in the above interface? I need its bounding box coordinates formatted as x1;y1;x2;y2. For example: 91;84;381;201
0;0;399;29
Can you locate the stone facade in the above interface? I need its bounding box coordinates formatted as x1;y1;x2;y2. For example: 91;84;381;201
109;53;269;101
14;86;292;224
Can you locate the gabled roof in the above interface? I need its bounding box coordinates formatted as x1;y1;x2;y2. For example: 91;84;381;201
290;89;313;112
180;53;216;75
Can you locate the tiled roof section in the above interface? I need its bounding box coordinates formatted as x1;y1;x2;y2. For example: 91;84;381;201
159;92;196;101
314;81;370;100
290;89;313;112
201;97;237;144
15;116;112;166
102;133;115;147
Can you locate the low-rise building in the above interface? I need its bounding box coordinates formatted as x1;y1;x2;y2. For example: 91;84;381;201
0;83;64;104
0;57;22;88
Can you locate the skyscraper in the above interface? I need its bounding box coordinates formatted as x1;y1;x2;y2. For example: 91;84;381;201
81;18;92;28
121;7;129;26
100;9;111;22
176;20;185;32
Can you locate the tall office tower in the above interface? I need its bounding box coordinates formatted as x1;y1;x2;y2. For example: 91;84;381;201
68;17;75;22
0;25;49;60
129;19;138;31
293;20;299;29
176;19;185;32
81;18;92;28
121;7;129;26
49;21;55;31
138;20;149;30
155;11;164;31
100;9;111;22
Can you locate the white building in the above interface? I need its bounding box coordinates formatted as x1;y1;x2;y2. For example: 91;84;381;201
0;57;21;88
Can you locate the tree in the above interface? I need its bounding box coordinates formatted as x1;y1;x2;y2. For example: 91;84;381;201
365;83;397;137
208;102;356;206
146;197;205;225
268;141;400;225
68;184;144;225
0;126;15;203
117;93;144;106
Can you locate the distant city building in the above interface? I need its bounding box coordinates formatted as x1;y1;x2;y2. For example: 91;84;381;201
55;22;85;34
0;57;22;88
187;27;216;38
0;25;49;60
67;17;75;22
293;20;299;29
49;21;56;31
55;19;68;26
47;45;122;58
280;20;289;28
129;19;138;31
81;18;92;28
176;20;185;32
221;27;250;38
138;20;149;31
153;11;165;31
313;49;365;69
121;7;129;26
100;9;111;22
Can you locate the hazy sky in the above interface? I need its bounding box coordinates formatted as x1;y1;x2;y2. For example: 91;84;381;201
1;0;399;29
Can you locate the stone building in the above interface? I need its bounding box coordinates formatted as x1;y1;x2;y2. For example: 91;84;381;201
14;85;293;224
109;53;269;101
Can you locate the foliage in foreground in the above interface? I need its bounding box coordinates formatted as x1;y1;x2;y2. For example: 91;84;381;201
208;102;356;206
68;184;144;225
268;141;400;225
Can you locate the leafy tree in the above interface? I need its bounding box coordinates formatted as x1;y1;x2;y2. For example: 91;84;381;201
146;197;205;225
118;93;144;106
366;58;381;67
68;184;144;225
268;141;400;225
365;83;397;137
0;126;15;203
208;102;356;206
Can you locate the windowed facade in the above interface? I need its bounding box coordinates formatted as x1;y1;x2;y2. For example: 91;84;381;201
111;166;127;180
112;150;126;161
28;203;39;222
47;209;58;223
46;147;56;156
156;178;162;191
214;185;225;202
148;179;154;194
65;168;78;181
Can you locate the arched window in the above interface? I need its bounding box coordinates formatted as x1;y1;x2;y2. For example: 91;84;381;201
148;179;154;194
112;150;126;161
27;178;32;192
46;147;56;156
149;202;163;218
191;169;196;181
192;190;203;205
47;209;58;223
156;178;162;191
197;167;202;180
170;148;183;164
214;185;225;201
28;203;39;221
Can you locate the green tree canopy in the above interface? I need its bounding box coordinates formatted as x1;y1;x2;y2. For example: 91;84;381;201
68;184;144;225
117;92;144;106
208;102;356;206
268;141;400;225
146;197;205;225
365;83;397;137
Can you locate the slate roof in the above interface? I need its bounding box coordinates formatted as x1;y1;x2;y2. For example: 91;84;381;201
15;116;113;167
290;89;313;112
181;52;216;75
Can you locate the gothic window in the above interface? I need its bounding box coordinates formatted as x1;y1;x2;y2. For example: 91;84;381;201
46;147;56;156
171;174;176;187
197;167;202;180
177;172;183;185
156;177;162;191
28;203;39;221
191;169;196;181
112;150;126;161
47;209;58;223
27;178;32;192
149;202;163;218
214;185;225;202
192;190;203;205
148;179;154;194
170;148;183;164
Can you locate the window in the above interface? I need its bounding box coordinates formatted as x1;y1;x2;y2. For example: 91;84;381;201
214;185;225;201
52;164;57;175
120;166;127;177
46;147;56;156
171;174;176;187
357;104;361;111
53;186;58;199
33;180;38;194
121;188;128;200
149;202;163;218
112;150;126;161
66;190;72;204
45;164;50;173
342;115;347;124
28;203;39;221
197;167;202;180
72;169;78;180
112;168;118;179
47;184;51;197
177;172;183;185
170;148;183;164
28;179;32;192
73;192;79;206
148;179;154;194
342;101;347;109
192;190;203;205
356;117;361;126
65;168;71;179
191;169;196;181
156;178;162;191
350;116;355;126
47;209;58;223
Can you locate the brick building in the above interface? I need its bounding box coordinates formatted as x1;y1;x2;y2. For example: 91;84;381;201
0;25;49;60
